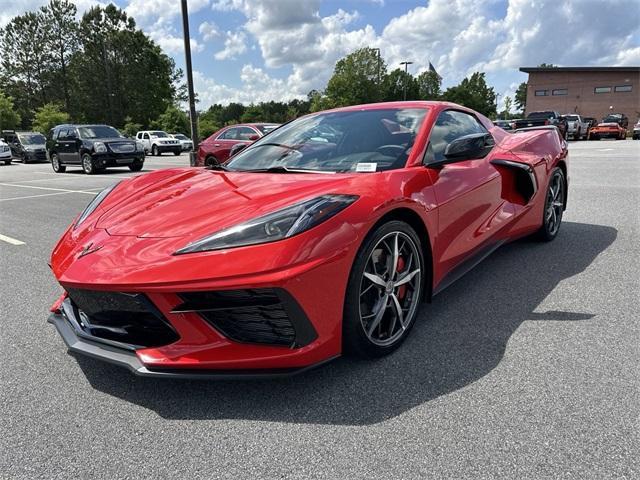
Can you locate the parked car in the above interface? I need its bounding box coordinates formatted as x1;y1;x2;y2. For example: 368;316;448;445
589;120;627;140
46;124;145;174
135;130;182;156
197;123;279;166
493;120;514;131
564;114;589;140
602;113;629;129
632;121;640;140
1;130;47;162
0;139;11;165
514;111;568;138
171;133;193;151
47;101;569;378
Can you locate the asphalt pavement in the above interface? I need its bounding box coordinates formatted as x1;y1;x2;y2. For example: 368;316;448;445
0;143;638;479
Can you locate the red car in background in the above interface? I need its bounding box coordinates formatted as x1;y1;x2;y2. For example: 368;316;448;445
197;123;279;166
48;101;568;378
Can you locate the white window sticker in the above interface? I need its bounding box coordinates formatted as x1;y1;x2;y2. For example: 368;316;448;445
355;162;377;172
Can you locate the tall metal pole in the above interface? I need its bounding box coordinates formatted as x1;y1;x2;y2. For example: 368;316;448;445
400;61;413;101
181;0;198;166
372;48;381;100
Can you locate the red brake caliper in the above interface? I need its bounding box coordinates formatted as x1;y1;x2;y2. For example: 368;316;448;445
396;256;406;299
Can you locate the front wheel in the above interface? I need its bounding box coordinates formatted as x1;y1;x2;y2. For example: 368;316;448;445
343;221;425;358
81;153;96;175
3;160;10;165
129;162;143;172
536;167;565;242
152;145;159;156
51;153;66;173
173;151;180;156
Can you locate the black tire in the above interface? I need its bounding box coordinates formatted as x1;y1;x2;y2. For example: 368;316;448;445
51;153;66;173
152;145;160;156
3;160;10;165
173;151;180;156
343;220;426;358
81;153;96;175
205;155;218;166
536;167;565;242
129;162;143;172
21;153;29;163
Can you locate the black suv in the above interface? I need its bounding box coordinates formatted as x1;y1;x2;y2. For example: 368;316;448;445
1;130;48;163
46;124;144;174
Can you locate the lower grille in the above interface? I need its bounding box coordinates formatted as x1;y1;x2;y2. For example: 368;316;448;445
173;289;317;348
65;288;179;348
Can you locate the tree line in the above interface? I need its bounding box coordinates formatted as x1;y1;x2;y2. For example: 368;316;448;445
0;3;529;139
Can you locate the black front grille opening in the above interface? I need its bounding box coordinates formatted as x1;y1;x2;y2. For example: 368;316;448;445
174;289;317;348
65;288;179;348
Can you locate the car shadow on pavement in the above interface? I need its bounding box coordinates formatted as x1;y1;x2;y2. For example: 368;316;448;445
75;221;617;425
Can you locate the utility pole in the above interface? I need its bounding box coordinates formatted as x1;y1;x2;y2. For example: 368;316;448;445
372;48;381;99
400;61;413;101
181;0;198;166
496;93;501;119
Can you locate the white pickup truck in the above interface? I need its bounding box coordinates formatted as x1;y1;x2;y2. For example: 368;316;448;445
564;115;589;140
135;130;182;156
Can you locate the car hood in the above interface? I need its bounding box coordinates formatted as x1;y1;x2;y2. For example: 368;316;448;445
95;168;363;239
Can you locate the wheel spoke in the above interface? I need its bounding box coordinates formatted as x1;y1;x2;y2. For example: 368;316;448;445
391;234;400;281
390;294;405;329
363;272;386;288
394;268;420;287
367;294;389;336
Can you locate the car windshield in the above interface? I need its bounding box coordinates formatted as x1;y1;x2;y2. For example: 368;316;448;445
527;111;554;119
566;115;579;121
150;131;169;138
602;116;621;123
256;124;279;134
226;108;427;173
78;126;122;139
18;133;46;145
173;134;188;140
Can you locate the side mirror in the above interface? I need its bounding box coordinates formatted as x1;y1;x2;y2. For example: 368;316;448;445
441;133;494;163
230;143;248;156
248;134;259;141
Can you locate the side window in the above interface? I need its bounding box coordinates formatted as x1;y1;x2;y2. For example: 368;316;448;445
220;128;237;140
58;129;69;140
136;133;141;139
426;110;487;163
237;127;257;140
143;133;149;140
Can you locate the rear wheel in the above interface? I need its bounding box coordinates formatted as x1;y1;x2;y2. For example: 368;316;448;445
205;155;218;166
536;167;565;242
81;153;96;175
343;221;425;358
51;153;66;173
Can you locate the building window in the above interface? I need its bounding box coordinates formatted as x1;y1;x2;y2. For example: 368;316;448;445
614;85;632;92
535;90;548;96
552;89;568;96
594;86;612;94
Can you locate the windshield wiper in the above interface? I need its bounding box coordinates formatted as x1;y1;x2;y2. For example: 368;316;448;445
249;142;298;151
206;163;231;171
240;166;334;174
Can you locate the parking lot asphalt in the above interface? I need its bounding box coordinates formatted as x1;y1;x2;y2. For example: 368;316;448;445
0;143;638;479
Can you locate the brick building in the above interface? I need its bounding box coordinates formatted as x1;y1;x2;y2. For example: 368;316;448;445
519;66;640;123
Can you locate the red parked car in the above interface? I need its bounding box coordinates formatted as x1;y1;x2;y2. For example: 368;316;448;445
48;101;568;378
197;123;279;166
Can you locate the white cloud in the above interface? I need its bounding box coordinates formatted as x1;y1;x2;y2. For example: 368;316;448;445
199;21;220;41
214;30;248;60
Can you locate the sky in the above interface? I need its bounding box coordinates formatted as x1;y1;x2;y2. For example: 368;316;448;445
1;0;639;112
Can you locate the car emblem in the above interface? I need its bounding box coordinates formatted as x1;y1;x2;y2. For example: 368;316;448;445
78;242;103;258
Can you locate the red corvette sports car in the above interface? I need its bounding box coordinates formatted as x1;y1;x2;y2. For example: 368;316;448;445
48;101;568;378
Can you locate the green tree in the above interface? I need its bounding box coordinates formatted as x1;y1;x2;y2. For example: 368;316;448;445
500;95;513;120
324;47;386;107
442;72;497;117
122;116;142;137
0;90;21;130
382;68;419;101
40;0;79;114
157;104;189;134
515;82;527;113
416;70;441;100
198;118;220;140
32;103;70;133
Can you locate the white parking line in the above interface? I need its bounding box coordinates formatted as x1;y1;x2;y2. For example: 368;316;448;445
0;191;77;202
2;176;134;184
0;233;25;245
0;183;100;194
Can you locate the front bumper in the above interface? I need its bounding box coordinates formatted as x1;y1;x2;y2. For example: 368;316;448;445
48;311;333;378
156;144;182;154
23;150;48;161
92;152;144;167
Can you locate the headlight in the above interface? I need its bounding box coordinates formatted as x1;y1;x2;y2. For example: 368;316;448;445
94;142;107;153
74;183;119;229
175;194;358;254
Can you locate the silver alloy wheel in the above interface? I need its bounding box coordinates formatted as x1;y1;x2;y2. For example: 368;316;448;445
82;154;93;174
545;171;564;235
358;231;422;346
52;154;60;170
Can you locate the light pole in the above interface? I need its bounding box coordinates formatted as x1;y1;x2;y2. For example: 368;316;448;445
372;48;381;99
181;0;198;166
399;61;413;101
496;93;501;119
